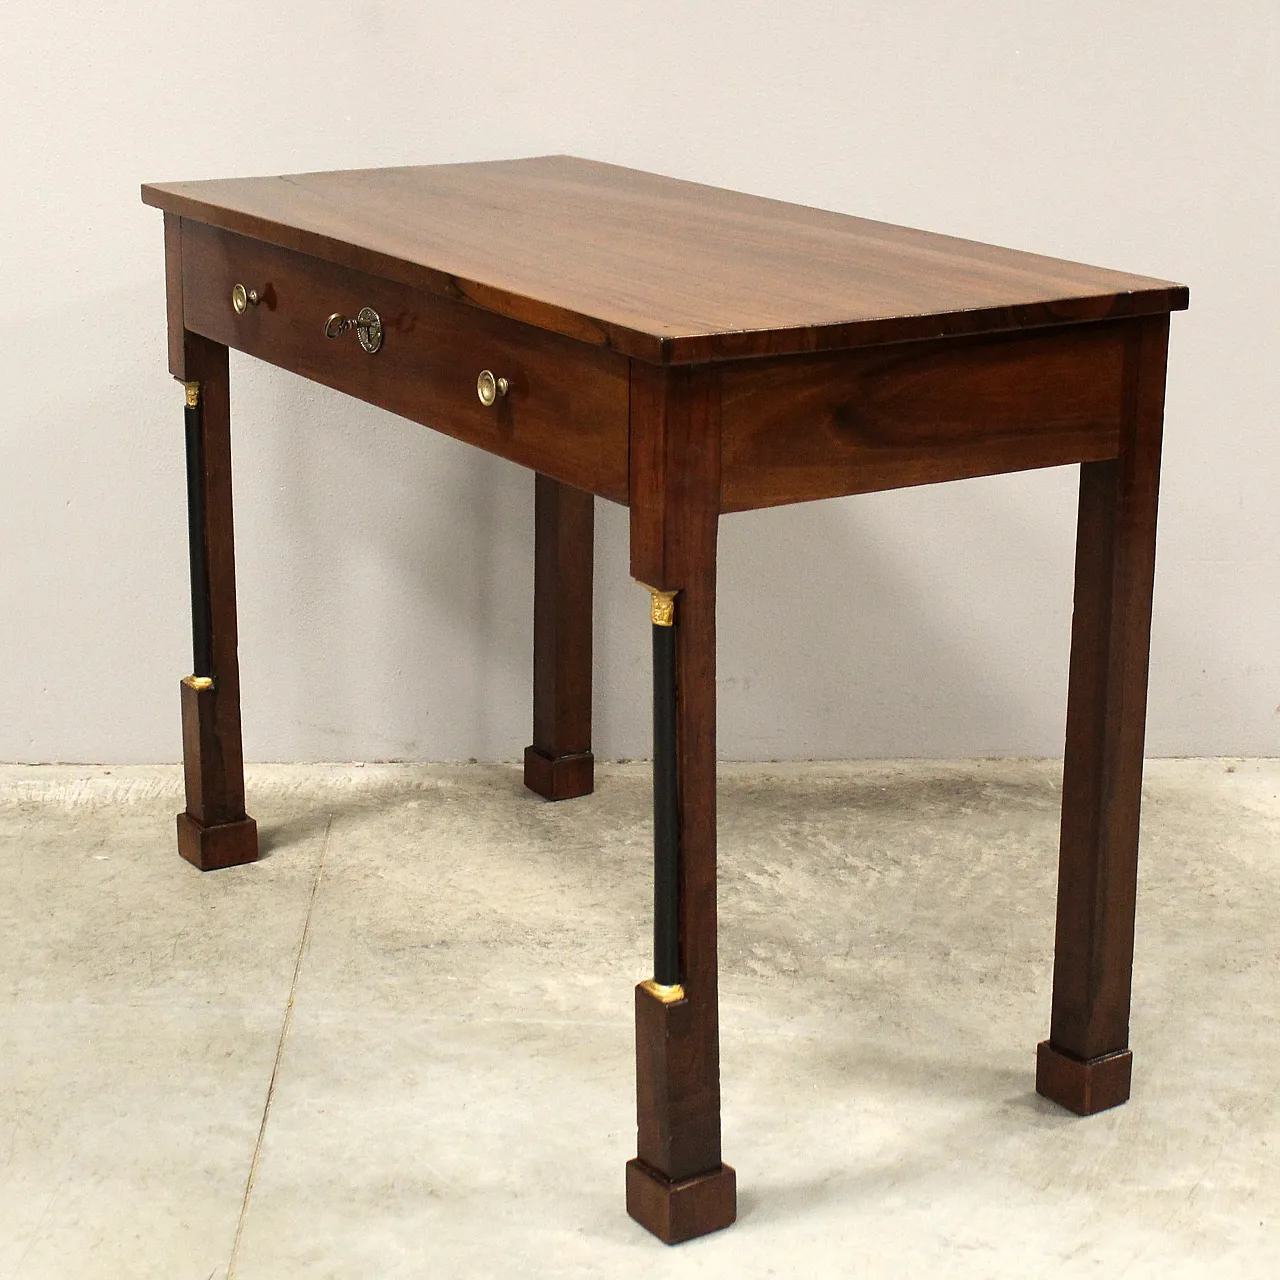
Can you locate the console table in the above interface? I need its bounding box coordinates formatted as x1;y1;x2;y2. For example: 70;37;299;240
141;156;1186;1244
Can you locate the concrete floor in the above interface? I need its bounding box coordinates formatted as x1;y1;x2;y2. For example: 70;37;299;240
0;759;1276;1278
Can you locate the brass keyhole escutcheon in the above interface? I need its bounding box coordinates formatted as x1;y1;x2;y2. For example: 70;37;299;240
323;306;383;354
232;282;261;314
477;369;508;406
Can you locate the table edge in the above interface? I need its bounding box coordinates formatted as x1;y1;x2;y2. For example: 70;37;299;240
142;185;1189;365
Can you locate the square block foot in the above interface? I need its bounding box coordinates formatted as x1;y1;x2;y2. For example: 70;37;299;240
1036;1040;1132;1116
626;1158;736;1245
176;812;259;871
523;745;594;801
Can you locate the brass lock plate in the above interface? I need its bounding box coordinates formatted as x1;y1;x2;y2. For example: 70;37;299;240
324;306;383;353
354;306;382;354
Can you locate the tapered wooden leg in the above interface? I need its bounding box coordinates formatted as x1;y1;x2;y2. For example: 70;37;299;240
523;473;595;800
175;333;257;871
1038;315;1169;1114
626;363;734;1245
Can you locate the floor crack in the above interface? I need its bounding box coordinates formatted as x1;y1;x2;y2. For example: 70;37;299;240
225;814;333;1280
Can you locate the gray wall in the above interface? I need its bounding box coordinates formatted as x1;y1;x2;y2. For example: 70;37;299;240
2;2;1276;763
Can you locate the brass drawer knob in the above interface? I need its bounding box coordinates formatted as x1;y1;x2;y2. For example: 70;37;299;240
477;369;508;406
323;306;383;354
231;282;262;314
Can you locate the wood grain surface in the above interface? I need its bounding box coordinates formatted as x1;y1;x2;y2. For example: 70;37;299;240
628;365;728;1214
1044;314;1170;1084
144;156;1187;364
719;320;1128;510
179;220;630;503
523;474;595;800
143;153;1186;1233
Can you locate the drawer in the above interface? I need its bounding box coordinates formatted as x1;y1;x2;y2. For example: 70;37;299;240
179;221;630;503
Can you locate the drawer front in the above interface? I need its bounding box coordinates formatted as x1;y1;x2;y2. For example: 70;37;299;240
180;221;630;503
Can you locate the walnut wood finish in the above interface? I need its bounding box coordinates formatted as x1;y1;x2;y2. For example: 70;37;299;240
143;156;1186;364
180;221;630;503
144;158;1187;1243
523;474;595;800
1037;314;1170;1113
626;1126;737;1245
173;334;258;872
163;213;185;377
719;320;1127;511
627;363;734;1242
1036;1041;1133;1117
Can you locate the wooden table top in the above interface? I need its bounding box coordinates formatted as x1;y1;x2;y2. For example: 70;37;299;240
143;155;1187;364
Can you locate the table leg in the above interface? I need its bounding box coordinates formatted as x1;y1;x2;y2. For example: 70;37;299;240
1038;315;1169;1114
174;334;257;871
626;364;735;1244
523;473;595;800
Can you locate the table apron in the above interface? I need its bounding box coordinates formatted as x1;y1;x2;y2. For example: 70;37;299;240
717;320;1130;512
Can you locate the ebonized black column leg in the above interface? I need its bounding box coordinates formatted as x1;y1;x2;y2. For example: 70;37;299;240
651;593;679;988
184;384;213;681
175;333;258;871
